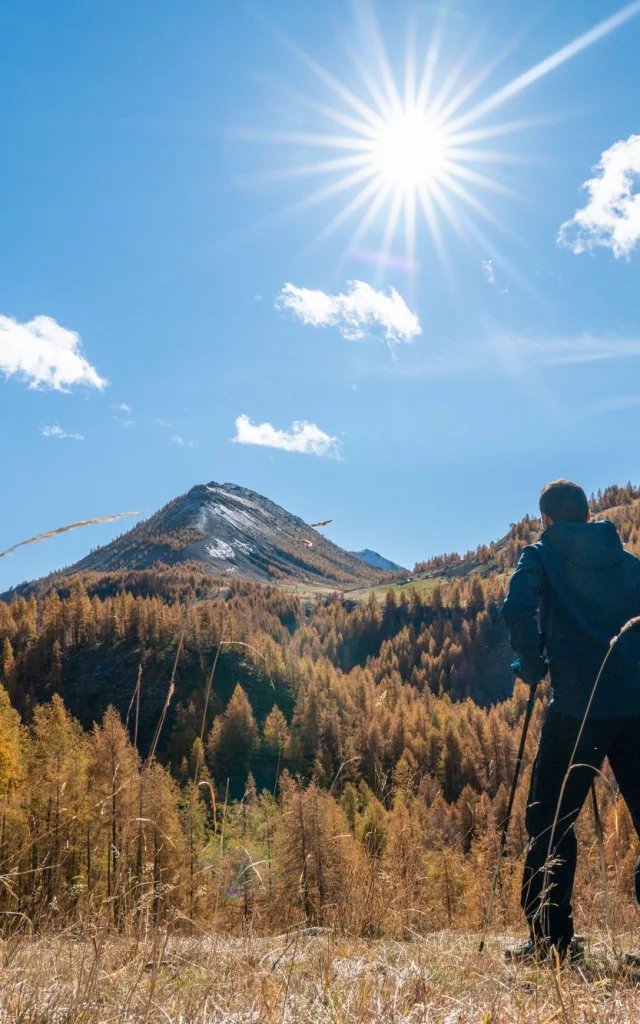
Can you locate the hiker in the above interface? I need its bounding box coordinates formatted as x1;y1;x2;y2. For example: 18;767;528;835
501;479;640;962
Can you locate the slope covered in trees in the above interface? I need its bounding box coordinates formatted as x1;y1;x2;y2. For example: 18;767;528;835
0;488;638;933
413;482;640;580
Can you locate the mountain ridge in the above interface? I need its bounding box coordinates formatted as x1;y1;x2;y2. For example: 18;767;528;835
349;548;407;573
2;481;388;600
5;480;640;605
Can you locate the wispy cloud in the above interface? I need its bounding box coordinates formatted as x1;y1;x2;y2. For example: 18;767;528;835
171;434;197;449
42;425;84;441
387;332;640;379
276;280;421;349
0;315;106;391
504;334;640;367
591;393;640;413
233;414;339;457
482;260;496;285
112;403;134;428
558;134;640;258
157;418;172;428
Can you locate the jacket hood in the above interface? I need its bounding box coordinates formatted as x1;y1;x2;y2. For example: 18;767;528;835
540;520;624;569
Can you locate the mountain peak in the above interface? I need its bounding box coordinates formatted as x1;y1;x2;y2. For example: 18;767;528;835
350;549;407;573
14;481;387;594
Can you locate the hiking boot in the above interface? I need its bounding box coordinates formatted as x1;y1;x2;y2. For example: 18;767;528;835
505;937;570;965
621;952;640;970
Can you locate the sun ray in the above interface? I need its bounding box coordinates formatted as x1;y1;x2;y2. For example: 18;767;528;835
428;34;482;123
415;19;444;114
238;153;374;188
331;179;396;279
444;147;541;165
436;169;506;231
446;114;562;147
270;164;380;226
229;127;376;151
417;183;451;279
304;173;390;252
404;185;417;271
379;186;405;272
404;9;417;112
269;27;385;130
447;0;640;134
254;76;383;140
437;171;539;264
433;35;521;126
348;47;398;123
354;0;404;118
441;161;525;202
348;181;395;251
428;178;470;250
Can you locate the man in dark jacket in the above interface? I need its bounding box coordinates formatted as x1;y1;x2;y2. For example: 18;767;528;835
502;479;640;961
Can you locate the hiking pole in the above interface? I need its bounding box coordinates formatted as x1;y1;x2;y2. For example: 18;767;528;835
478;681;538;953
590;779;612;926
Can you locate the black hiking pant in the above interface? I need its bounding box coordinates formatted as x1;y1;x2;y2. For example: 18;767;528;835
522;709;640;945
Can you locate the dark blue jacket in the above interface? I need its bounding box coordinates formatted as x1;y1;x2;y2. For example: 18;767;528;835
502;520;640;718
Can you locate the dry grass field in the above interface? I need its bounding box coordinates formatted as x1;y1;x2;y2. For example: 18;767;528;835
1;927;639;1023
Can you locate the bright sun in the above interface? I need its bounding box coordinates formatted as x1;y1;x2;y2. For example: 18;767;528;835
233;2;638;273
372;113;448;190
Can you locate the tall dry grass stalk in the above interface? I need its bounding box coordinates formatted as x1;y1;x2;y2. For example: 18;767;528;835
0;511;143;559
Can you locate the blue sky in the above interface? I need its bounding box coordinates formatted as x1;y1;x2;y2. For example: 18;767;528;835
2;0;640;590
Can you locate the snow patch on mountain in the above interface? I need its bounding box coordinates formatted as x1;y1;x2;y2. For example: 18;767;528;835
206;539;235;560
203;500;274;538
206;486;259;510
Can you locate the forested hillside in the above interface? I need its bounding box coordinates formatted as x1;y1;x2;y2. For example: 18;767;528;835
413;481;640;579
1;573;514;784
1;487;640;933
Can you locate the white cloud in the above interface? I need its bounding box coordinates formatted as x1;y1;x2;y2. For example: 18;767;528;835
233;414;339;457
112;403;134;427
42;425;84;441
276;280;421;348
171;434;197;449
157;418;172;428
482;260;496;285
558;135;640;258
0;315;106;391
